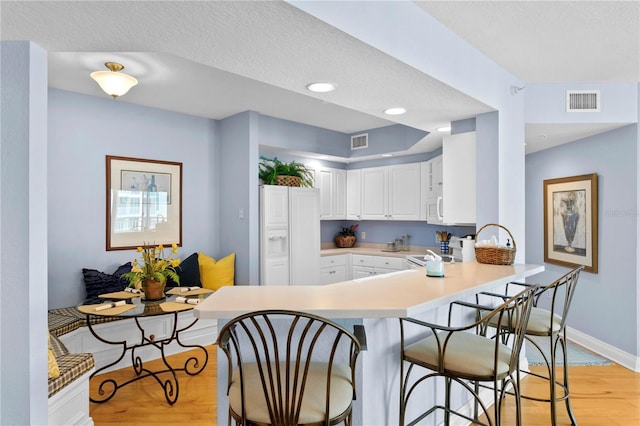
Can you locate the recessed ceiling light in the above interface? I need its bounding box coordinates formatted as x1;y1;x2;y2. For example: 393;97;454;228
306;82;335;93
436;126;452;133
384;107;406;115
381;154;393;157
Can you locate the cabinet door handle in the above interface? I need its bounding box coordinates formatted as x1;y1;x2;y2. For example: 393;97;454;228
436;196;443;221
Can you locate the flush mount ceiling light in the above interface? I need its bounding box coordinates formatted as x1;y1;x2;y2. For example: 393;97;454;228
436;126;452;133
90;62;138;99
384;107;406;115
306;82;335;93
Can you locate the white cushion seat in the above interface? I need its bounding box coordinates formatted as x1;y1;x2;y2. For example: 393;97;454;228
524;307;561;335
229;361;353;424
486;307;561;336
403;331;513;381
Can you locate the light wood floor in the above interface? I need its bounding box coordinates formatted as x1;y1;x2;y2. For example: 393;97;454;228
90;346;639;425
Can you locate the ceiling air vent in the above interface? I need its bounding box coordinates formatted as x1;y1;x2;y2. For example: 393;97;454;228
351;133;368;150
566;90;600;112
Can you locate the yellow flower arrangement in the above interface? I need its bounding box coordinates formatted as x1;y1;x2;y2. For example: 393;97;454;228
122;243;181;290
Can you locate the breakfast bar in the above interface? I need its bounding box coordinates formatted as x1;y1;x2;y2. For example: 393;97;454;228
194;261;544;425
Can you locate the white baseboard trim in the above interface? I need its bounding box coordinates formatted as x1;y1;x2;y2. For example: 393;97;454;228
566;326;640;372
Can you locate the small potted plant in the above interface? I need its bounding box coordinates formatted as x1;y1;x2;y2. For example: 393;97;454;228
334;224;359;248
122;243;181;301
259;156;314;187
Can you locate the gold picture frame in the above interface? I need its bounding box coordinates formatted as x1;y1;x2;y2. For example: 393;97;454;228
543;173;598;273
106;155;182;251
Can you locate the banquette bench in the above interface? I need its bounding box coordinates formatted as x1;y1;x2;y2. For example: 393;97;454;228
46;251;229;424
47;306;217;425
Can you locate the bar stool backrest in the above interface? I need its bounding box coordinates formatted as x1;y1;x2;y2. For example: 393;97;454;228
217;310;361;426
541;266;584;334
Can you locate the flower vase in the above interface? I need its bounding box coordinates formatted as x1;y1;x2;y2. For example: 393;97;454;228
142;278;166;301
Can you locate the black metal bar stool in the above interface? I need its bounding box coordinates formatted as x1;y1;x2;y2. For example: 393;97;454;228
217;310;364;426
479;266;584;425
399;286;538;426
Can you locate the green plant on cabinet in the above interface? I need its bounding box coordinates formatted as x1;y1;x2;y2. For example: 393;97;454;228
259;156;314;187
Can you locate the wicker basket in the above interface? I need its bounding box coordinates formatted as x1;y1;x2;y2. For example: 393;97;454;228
475;223;517;265
334;235;356;248
275;175;301;187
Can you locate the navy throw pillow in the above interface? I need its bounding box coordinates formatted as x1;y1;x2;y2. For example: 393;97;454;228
167;252;201;288
82;262;132;304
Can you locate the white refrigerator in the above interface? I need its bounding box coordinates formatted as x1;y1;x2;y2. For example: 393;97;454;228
259;185;320;286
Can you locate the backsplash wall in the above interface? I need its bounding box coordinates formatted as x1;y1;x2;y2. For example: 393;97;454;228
321;221;476;248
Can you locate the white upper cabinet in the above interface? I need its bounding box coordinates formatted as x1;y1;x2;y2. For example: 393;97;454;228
318;167;347;220
334;169;347;219
427;155;443;198
319;168;333;217
442;132;476;225
361;166;388;220
422;156;443;224
361;163;421;220
346;169;362;220
388;163;421;220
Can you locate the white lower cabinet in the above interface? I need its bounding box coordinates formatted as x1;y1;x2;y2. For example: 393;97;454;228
351;254;404;279
352;266;376;279
319;253;405;283
319;254;348;285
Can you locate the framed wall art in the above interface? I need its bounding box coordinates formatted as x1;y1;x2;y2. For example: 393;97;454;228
106;155;182;251
543;173;598;273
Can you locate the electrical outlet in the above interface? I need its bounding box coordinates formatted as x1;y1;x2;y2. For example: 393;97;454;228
360;231;366;240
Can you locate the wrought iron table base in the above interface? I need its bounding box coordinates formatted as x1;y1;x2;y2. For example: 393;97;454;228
87;311;208;405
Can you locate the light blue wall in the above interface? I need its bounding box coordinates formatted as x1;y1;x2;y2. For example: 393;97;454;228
219;111;260;285
321;221;475;249
259;114;427;159
0;40;49;426
475;112;500;227
47;89;218;308
348;124;428;158
526;83;638;124
525;125;638;355
259;114;348;157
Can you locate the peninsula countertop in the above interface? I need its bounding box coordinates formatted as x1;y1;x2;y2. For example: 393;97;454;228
319;242;439;258
194;261;544;320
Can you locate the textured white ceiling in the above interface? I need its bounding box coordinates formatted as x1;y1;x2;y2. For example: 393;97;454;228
2;0;637;158
417;0;640;83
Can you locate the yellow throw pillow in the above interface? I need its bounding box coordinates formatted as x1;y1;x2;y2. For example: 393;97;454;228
48;334;60;379
198;252;235;290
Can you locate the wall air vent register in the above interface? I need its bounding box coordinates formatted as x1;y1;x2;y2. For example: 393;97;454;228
351;133;368;150
566;90;600;112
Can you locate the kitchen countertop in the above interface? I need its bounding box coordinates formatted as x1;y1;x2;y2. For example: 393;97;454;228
320;243;438;258
194;261;544;320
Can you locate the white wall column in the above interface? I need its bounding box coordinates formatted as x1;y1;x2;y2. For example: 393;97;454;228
0;40;49;425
